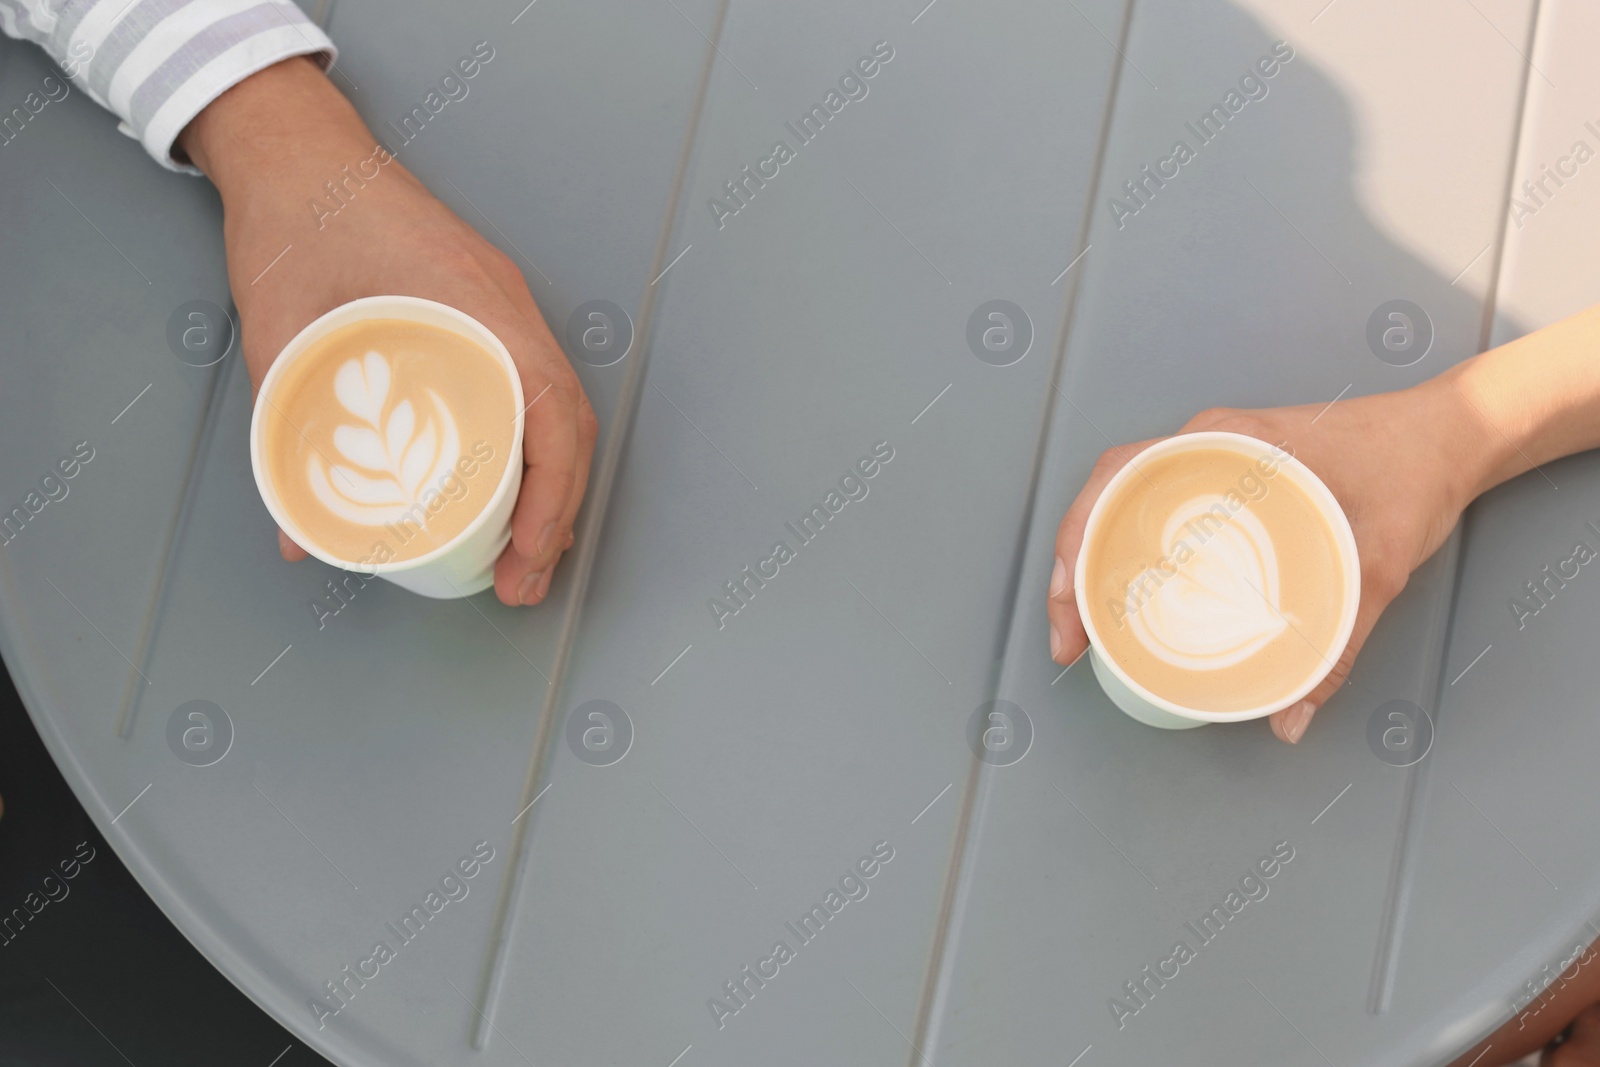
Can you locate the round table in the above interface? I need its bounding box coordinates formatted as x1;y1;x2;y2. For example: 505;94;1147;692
3;0;1598;1064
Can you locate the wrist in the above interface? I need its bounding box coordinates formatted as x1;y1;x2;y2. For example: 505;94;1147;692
179;56;376;204
1409;366;1514;514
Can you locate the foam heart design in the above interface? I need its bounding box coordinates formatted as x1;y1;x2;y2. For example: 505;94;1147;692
1123;494;1287;671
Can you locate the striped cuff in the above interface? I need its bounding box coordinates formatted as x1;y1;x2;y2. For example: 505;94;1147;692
3;1;337;174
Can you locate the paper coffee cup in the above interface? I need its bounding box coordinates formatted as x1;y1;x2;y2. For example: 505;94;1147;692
1072;431;1360;730
249;296;525;599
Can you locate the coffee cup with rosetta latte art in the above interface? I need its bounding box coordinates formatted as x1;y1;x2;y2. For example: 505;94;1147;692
250;296;524;599
1073;431;1360;729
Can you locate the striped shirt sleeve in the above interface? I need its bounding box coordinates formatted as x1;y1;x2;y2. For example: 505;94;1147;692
0;0;337;174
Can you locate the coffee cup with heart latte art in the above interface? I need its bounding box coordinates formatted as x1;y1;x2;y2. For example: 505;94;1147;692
1073;432;1360;729
251;297;524;599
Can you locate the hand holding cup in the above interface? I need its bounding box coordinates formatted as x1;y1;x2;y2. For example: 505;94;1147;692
1048;392;1482;743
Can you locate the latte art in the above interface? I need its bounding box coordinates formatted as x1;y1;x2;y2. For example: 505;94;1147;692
1081;444;1349;714
259;319;516;564
309;351;463;528
1123;495;1289;671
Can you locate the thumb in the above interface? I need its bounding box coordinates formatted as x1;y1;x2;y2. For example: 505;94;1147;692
1048;436;1168;665
278;527;309;562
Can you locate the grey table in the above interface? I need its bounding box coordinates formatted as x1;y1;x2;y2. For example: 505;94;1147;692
3;1;1599;1064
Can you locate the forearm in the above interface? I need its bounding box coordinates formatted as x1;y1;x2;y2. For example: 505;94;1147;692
1421;305;1600;505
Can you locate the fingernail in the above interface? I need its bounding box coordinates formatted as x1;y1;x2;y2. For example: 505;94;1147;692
536;567;554;600
537;522;558;556
1282;700;1315;744
517;571;545;605
1050;626;1062;660
1049;557;1068;598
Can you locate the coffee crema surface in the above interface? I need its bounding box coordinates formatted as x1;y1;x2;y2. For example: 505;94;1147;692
260;319;516;564
1082;446;1347;713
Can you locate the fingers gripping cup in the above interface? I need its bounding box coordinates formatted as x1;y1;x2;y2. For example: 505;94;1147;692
1073;432;1360;730
250;296;525;599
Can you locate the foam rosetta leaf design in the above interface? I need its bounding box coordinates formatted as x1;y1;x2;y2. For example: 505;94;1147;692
1123;494;1287;671
307;350;462;527
335;350;390;424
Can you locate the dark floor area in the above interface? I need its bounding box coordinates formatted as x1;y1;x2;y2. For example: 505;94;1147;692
0;655;331;1067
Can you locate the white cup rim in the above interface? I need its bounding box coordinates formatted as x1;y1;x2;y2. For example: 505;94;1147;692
1072;430;1362;723
248;295;525;575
